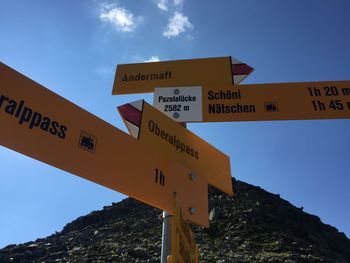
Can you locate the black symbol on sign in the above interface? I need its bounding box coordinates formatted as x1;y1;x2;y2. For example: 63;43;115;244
265;102;279;112
78;131;97;153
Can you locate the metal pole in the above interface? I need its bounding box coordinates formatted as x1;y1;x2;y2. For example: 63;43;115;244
161;210;172;263
158;95;186;262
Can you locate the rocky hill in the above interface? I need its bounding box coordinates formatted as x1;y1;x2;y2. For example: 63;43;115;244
1;179;350;263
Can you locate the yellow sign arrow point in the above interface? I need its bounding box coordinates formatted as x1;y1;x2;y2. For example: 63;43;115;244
0;62;208;227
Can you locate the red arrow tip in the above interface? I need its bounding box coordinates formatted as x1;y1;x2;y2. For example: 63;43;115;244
231;63;254;76
117;104;142;127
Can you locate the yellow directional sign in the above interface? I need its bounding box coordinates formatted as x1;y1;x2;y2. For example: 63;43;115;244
118;100;233;195
153;81;350;123
112;56;254;94
202;81;350;122
169;207;199;263
0;62;208;227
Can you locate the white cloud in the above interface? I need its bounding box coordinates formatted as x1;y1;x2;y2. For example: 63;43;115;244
173;0;184;6
157;0;168;11
144;56;161;62
155;0;183;11
100;5;141;32
95;65;114;76
163;12;193;38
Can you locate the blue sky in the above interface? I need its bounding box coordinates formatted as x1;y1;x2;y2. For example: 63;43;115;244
1;0;350;248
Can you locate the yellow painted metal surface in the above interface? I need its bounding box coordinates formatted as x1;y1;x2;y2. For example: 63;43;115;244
170;207;199;263
113;57;233;94
202;81;350;122
119;100;233;196
0;62;208;226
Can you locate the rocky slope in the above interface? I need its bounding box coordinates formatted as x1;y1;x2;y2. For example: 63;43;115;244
1;179;350;262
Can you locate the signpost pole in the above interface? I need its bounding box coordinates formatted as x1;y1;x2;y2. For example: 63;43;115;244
159;117;185;263
161;210;172;263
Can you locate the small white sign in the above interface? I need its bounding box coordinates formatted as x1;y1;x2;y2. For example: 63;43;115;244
153;86;202;122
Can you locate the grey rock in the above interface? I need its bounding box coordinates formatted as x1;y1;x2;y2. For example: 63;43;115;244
0;179;349;262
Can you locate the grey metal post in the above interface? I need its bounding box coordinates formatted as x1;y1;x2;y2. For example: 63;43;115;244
158;90;186;263
161;211;172;263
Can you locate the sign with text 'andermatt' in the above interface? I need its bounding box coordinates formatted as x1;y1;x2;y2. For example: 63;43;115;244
0;62;208;227
117;100;233;195
153;81;350;123
112;56;253;94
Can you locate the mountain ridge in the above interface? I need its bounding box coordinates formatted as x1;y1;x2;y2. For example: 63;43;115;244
1;179;349;262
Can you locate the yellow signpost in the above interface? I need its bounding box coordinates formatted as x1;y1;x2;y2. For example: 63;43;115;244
7;56;348;262
112;56;253;94
0;62;208;227
10;56;349;262
118;100;233;196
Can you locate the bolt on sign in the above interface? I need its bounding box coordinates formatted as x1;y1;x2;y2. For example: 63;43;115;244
112;56;254;95
167;207;199;263
153;81;350;123
0;62;208;226
117;100;233;196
